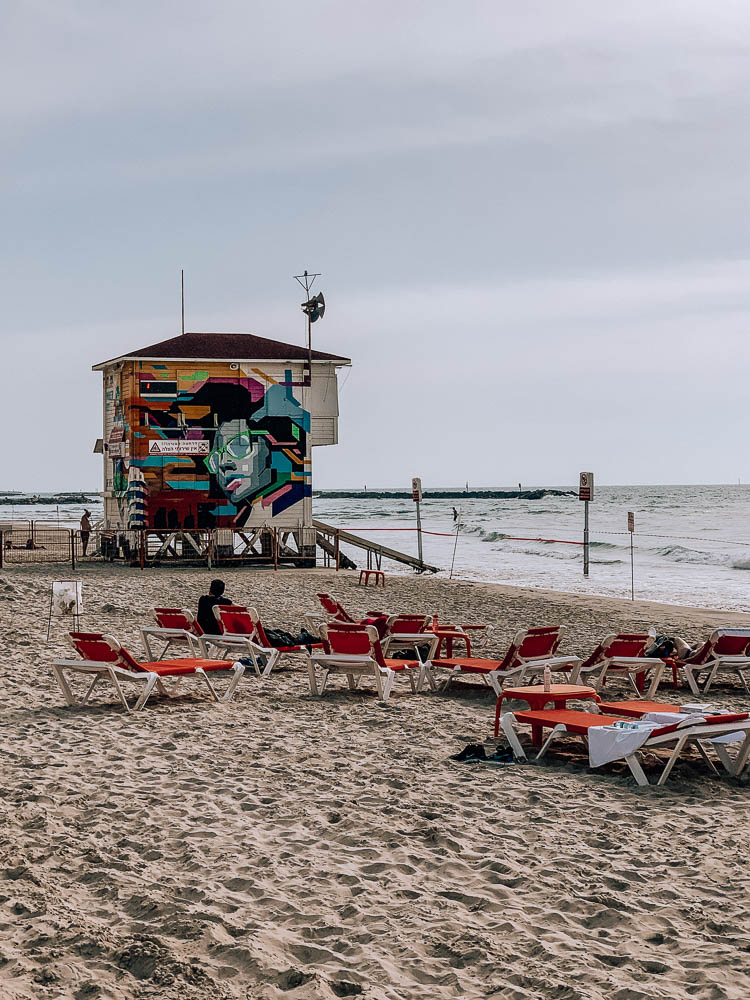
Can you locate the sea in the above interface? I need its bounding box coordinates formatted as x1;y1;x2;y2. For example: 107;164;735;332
3;485;749;612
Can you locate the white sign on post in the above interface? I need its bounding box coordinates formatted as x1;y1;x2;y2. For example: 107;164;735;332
411;477;423;502
48;581;83;641
579;472;594;502
52;581;82;617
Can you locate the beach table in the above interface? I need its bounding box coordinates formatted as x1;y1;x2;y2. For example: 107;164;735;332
494;684;600;745
431;620;487;658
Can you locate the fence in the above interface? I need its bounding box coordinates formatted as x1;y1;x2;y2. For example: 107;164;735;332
1;524;77;567
0;522;317;569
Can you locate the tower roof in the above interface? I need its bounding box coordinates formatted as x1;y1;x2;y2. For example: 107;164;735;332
93;331;350;369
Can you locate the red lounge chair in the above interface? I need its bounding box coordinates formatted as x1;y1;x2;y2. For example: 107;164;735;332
381;614;439;664
213;605;322;677
382;612;495;663
141;607;269;661
309;593;389;638
431;626;580;696
598;699;750;776
306;623;431;701
576;633;667;699
674;629;750;695
498;706;750;785
52;632;246;712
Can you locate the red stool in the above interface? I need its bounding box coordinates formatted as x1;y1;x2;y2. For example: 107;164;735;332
358;569;385;587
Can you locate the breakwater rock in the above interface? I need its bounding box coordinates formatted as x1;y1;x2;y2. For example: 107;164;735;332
0;493;99;505
315;489;576;501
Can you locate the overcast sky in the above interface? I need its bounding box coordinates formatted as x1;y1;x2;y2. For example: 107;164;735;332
3;1;750;491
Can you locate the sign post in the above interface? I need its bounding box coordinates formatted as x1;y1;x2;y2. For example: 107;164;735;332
412;477;424;570
628;511;635;600
578;472;594;576
449;507;461;579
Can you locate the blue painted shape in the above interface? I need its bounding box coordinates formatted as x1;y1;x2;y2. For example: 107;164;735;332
210;503;238;516
130;456;194;468
166;481;210;490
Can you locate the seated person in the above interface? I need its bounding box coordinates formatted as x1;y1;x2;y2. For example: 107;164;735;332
197;579;232;635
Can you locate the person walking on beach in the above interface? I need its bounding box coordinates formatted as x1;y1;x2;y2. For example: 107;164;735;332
80;510;92;556
197;579;232;635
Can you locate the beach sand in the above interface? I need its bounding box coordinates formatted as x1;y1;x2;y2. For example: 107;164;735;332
1;564;750;1000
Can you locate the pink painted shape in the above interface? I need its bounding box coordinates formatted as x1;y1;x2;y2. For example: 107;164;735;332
260;484;293;508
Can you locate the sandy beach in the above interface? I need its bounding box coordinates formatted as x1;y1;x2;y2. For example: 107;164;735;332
2;564;750;1000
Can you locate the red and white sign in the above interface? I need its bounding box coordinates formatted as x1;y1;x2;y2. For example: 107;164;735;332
148;439;210;456
579;472;594;502
412;477;423;502
627;511;635;533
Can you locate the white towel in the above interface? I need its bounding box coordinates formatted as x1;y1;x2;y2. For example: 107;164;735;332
588;722;661;767
588;713;706;768
642;712;706;727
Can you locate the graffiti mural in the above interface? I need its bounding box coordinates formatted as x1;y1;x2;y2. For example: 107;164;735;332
113;363;311;529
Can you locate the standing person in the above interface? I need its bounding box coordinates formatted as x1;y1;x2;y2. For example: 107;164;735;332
197;579;232;635
80;509;92;556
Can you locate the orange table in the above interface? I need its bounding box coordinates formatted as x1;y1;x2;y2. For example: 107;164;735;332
494;684;600;743
431;619;487;658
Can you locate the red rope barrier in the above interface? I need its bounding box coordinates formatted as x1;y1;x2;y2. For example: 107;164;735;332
332;527;584;544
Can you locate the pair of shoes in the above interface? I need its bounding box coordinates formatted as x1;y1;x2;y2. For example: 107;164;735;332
449;743;487;762
484;747;515;765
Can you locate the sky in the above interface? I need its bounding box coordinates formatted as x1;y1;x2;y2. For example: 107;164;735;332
3;0;750;491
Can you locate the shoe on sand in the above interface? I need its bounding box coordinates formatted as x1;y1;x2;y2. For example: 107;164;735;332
449;743;487;762
484;747;515;764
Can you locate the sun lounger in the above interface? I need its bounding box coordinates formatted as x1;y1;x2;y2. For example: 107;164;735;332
431;626;580;695
307;593;390;638
576;632;667;699
498;705;750;785
673;629;750;694
598;699;750;775
381;614;440;662
52;632;246;711
140;607;255;660
306;622;431;701
213;605;322;677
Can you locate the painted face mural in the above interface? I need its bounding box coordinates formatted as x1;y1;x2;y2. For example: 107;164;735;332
128;368;311;528
206;420;273;504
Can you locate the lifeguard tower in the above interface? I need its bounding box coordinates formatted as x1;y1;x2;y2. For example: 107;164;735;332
93;330;350;565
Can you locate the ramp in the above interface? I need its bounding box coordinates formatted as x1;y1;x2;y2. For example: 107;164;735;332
313;519;439;574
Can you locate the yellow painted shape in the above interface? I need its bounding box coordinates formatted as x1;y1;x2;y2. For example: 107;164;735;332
178;405;211;418
250;367;277;385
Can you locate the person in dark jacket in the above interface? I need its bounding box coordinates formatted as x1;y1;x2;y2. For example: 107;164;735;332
197;579;232;635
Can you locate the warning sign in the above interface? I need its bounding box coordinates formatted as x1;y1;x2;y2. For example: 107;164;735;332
579;472;594;502
148;440;210;456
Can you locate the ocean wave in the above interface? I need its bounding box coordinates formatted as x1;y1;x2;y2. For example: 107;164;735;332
732;559;750;571
654;545;718;565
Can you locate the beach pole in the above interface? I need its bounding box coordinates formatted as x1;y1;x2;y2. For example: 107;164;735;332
578;473;593;577
412;477;424;570
449;511;461;579
583;501;589;576
628;511;635;600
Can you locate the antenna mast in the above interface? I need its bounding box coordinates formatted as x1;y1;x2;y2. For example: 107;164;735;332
294;269;323;383
181;269;185;335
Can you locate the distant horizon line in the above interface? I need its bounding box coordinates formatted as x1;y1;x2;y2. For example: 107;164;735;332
1;481;747;495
